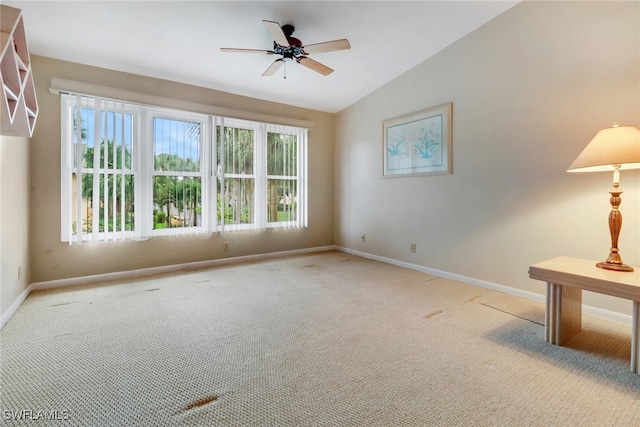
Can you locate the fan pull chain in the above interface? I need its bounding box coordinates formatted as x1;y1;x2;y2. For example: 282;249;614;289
283;60;287;79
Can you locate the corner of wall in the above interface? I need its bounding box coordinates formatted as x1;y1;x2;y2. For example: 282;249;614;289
1;134;31;328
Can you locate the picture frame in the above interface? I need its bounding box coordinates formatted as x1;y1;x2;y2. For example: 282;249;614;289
382;102;452;177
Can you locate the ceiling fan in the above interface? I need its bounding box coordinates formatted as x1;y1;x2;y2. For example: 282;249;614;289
220;20;351;77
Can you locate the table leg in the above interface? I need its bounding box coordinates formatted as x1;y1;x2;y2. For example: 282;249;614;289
545;283;557;343
631;301;639;374
546;282;582;345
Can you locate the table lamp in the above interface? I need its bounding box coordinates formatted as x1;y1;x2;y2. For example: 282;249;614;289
567;123;640;272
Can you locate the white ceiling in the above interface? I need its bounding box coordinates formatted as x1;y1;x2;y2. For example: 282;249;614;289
7;1;520;113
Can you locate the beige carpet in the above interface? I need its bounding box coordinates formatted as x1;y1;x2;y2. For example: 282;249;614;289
1;251;638;426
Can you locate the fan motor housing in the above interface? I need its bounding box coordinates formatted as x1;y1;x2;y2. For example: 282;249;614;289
287;36;302;47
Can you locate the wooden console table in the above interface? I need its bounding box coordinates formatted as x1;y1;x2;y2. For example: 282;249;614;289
528;256;640;373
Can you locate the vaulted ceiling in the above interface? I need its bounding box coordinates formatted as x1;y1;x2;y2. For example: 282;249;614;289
7;1;519;113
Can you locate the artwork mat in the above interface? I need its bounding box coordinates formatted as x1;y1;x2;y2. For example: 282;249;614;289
382;102;452;177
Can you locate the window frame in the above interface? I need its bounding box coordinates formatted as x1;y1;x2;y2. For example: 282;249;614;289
265;128;303;228
216;117;261;232
61;94;307;243
144;108;211;238
60;95;141;243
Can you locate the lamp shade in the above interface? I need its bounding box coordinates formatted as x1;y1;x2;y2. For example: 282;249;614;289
568;124;640;173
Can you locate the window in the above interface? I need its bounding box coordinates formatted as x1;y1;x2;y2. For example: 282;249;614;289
266;129;305;227
217;119;257;230
61;94;307;243
61;96;136;243
149;112;208;237
214;118;308;231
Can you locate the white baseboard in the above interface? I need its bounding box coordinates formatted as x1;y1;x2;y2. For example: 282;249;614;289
1;246;337;329
30;245;338;291
1;283;33;329
336;247;633;326
3;245;631;329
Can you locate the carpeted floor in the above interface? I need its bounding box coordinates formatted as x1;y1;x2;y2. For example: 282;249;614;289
1;251;639;426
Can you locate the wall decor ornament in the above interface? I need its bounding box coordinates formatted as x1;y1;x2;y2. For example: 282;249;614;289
383;103;452;177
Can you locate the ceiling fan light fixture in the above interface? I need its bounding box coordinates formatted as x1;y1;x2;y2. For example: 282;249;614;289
220;20;350;78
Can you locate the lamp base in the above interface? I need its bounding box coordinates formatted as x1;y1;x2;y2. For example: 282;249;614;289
596;261;634;272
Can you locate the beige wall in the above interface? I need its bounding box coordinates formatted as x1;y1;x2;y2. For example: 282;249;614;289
335;1;640;315
1;135;30;317
29;56;335;283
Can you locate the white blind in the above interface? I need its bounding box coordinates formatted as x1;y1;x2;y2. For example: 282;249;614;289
61;93;308;243
216;117;258;232
63;94;134;243
266;124;308;229
216;119;308;232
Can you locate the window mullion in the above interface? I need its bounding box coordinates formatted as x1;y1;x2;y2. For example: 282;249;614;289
300;128;308;227
203;115;213;233
219;118;225;231
74;95;84;243
101;103;108;240
137;107;151;240
111;105;117;237
117;102;124;237
255;123;266;229
60;96;71;243
91;99;101;241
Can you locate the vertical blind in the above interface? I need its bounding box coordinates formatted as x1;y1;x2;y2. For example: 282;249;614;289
217;117;257;232
65;95;134;243
266;124;308;229
61;94;307;243
216;119;308;232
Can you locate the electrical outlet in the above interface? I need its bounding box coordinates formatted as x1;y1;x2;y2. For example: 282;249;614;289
411;243;417;253
361;234;366;242
223;242;229;252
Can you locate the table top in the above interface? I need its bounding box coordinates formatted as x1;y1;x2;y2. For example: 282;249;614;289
529;256;640;301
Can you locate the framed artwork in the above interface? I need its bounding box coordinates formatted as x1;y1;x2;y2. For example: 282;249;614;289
382;102;452;177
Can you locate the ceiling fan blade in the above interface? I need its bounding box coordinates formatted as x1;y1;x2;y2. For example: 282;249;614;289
298;57;334;76
262;59;284;77
303;39;351;54
220;48;273;54
263;20;290;47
